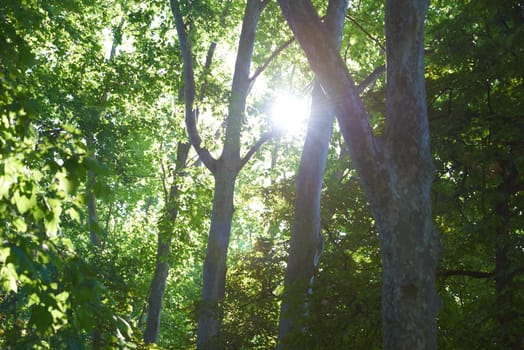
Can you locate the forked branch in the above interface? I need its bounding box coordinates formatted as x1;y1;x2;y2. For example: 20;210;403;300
239;131;275;171
170;0;217;173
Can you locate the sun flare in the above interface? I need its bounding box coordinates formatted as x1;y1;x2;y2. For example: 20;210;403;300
270;92;310;134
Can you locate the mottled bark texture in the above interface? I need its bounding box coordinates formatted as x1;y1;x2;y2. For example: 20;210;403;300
277;0;440;348
144;142;190;343
171;0;270;348
277;0;347;346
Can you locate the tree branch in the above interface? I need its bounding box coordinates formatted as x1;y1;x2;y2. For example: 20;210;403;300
238;131;274;171
277;0;382;197
248;37;294;90
198;42;217;99
357;64;385;94
438;269;493;279
170;0;217;173
198;3;231;99
345;14;385;52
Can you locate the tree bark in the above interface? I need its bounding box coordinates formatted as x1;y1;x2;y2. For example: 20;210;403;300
276;0;440;348
197;167;237;349
277;0;346;346
144;142;190;344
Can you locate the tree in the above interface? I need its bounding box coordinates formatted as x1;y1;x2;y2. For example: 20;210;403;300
276;0;440;348
277;1;388;343
170;0;278;347
276;0;347;344
4;0;522;347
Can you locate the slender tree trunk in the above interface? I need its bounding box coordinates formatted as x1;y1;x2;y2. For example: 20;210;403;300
277;1;346;345
276;0;440;348
143;238;170;343
277;83;334;345
144;142;190;343
86;137;104;349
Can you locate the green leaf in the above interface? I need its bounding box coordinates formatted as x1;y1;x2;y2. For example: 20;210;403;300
45;215;60;237
56;170;75;194
0;175;14;199
4;157;24;175
0;247;10;264
29;304;53;334
1;262;18;293
13;216;28;232
12;189;37;214
66;207;81;222
28;292;41;307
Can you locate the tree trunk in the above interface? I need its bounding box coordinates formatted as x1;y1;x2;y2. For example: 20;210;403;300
143;236;171;343
276;0;440;348
85;133;103;249
197;167;237;349
277;83;334;346
144;142;190;343
277;1;346;345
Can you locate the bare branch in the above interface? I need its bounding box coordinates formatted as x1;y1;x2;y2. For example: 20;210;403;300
239;132;275;171
357;64;385;94
249;37;294;90
345;14;385;52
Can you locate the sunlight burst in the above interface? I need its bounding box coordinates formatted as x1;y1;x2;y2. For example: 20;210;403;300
270;92;310;134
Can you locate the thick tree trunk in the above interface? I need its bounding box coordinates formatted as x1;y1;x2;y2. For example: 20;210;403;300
372;185;438;349
379;2;439;346
197;168;236;349
276;0;440;348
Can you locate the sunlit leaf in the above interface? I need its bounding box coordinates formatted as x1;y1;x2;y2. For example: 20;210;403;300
1;262;18;293
12;189;37;214
0;175;14;199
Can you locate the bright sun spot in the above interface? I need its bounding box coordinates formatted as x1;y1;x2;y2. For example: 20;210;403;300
270;92;310;134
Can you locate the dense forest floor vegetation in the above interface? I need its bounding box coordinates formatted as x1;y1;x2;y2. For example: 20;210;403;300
1;0;523;348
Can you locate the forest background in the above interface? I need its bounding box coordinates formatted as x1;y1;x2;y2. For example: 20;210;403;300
1;0;523;349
